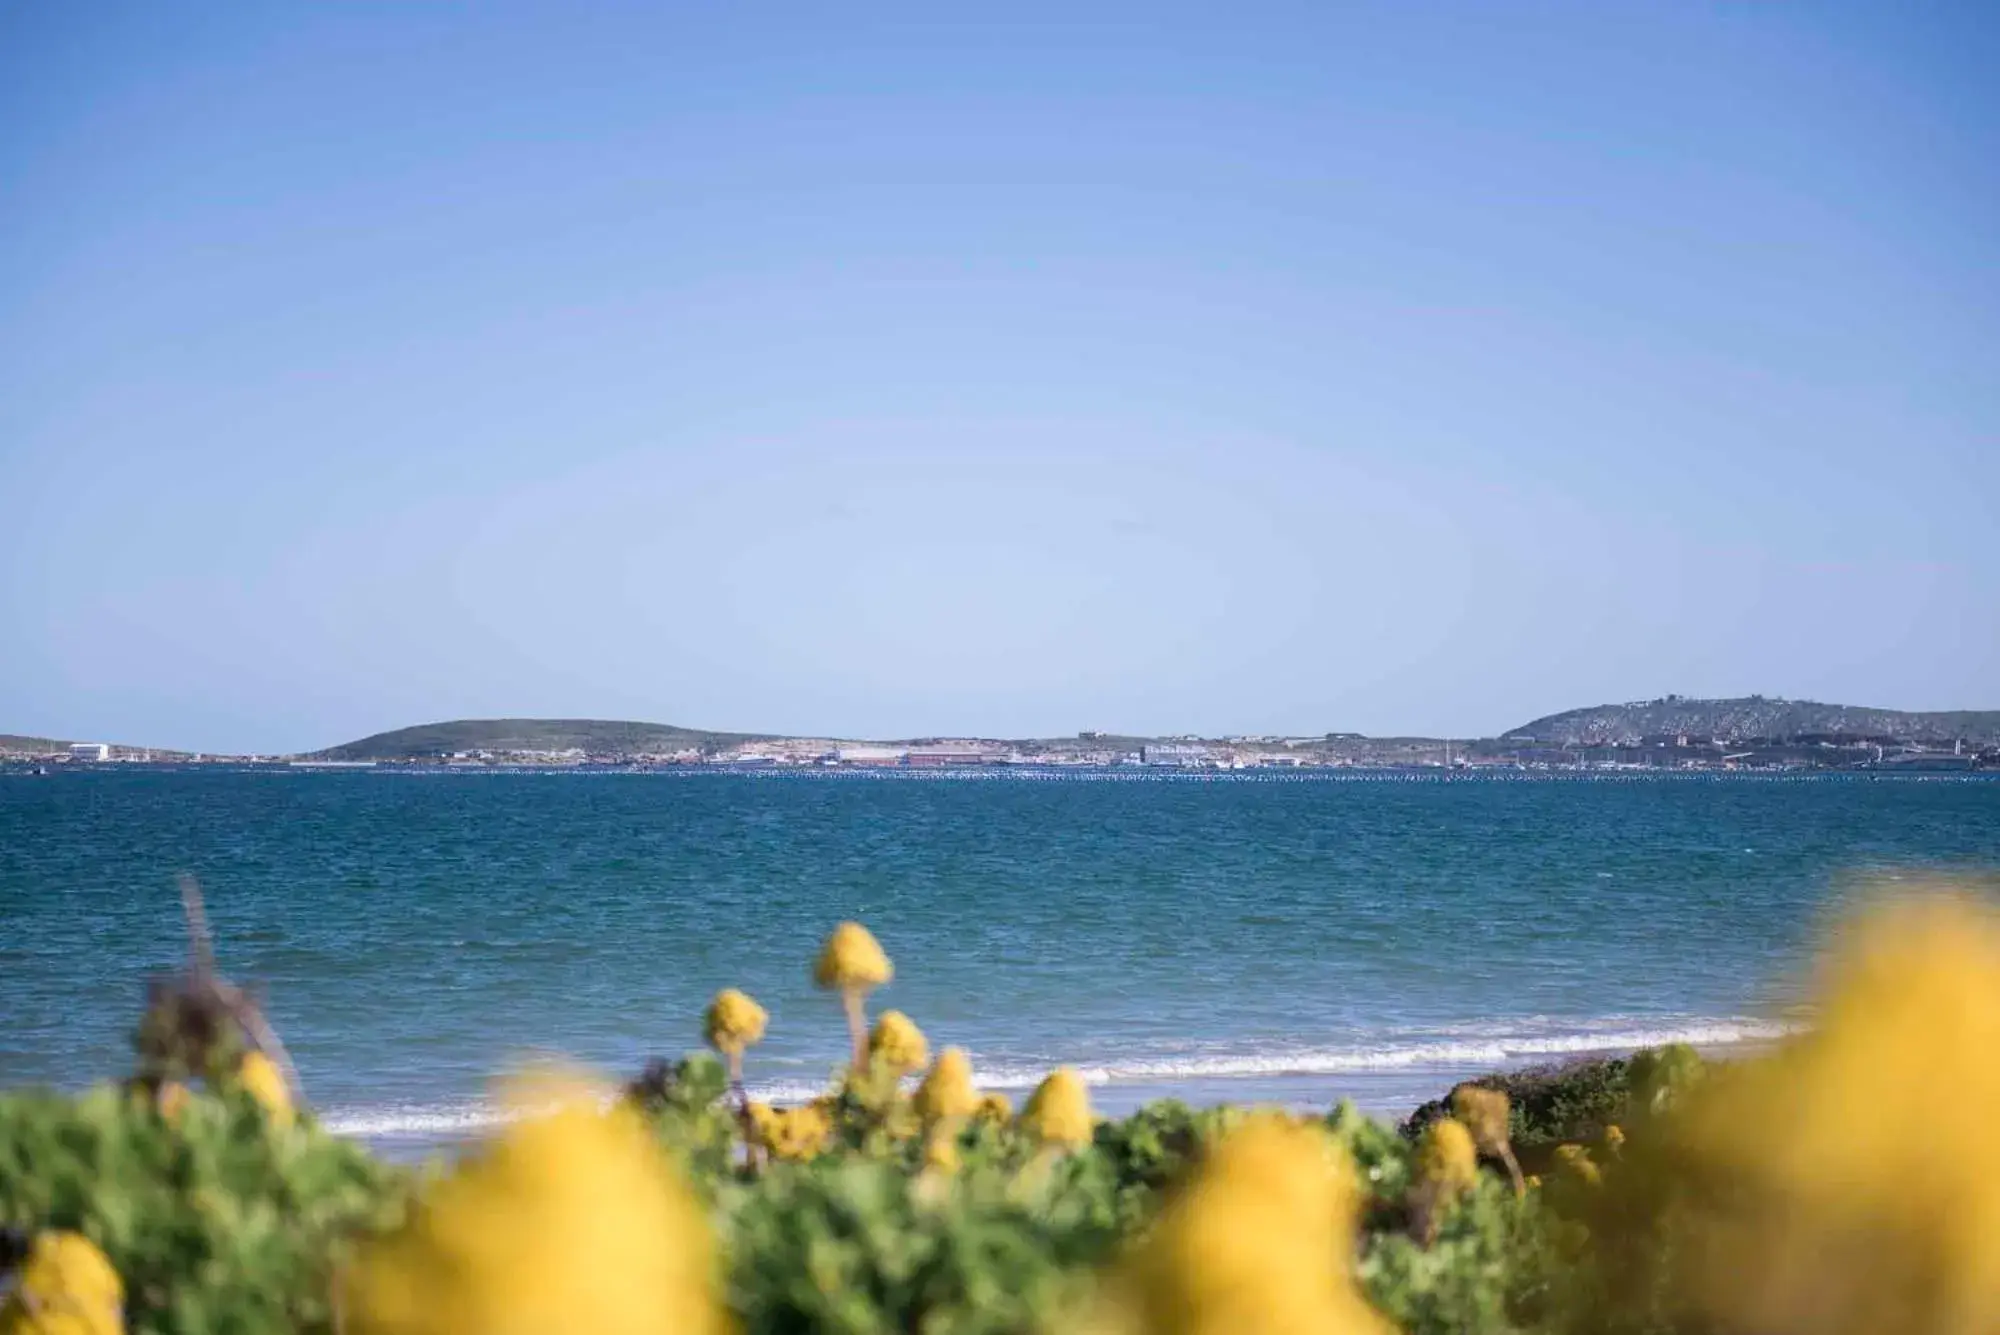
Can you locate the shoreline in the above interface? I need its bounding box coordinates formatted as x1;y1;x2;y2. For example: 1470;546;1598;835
342;1036;1781;1164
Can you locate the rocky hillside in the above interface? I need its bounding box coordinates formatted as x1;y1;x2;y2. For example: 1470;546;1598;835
1505;697;2000;747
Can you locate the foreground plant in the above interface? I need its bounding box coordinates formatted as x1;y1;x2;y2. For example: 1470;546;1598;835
1091;1115;1391;1335
1671;895;2000;1334
1021;1068;1093;1151
1451;1086;1524;1196
814;922;893;1067
1408;1118;1478;1245
346;1070;726;1335
0;1231;123;1335
868;1010;929;1074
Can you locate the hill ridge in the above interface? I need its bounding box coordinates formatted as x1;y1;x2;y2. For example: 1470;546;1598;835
1503;696;2000;747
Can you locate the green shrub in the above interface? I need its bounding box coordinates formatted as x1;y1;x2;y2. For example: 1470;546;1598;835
0;1082;408;1335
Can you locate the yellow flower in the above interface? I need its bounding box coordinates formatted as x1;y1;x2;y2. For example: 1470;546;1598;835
1407;1116;1480;1245
914;1047;976;1122
1449;1084;1509;1154
915;1048;977;1122
868;1010;929;1073
922;1121;960;1173
155;1081;191;1125
1414;1117;1479;1197
0;1231;123;1335
1099;1115;1390;1335
347;1070;726;1335
1603;1123;1625;1157
814;922;892;991
1552;1143;1601;1188
1020;1068;1093;1149
792;1103;834;1159
763;1104;833;1162
1664;893;2000;1334
746;1101;780;1144
1449;1083;1523;1193
703;988;768;1057
237;1051;294;1128
974;1090;1013;1123
815;921;893;1066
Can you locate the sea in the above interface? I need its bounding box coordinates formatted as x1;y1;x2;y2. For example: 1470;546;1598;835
4;768;1997;1159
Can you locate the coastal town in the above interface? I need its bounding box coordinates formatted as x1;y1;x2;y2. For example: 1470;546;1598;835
5;712;1995;775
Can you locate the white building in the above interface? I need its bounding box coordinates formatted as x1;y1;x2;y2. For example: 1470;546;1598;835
69;742;111;762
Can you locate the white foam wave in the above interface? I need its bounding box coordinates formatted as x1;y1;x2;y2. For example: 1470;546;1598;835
319;1019;1792;1139
319;1103;512;1138
1008;1020;1794;1087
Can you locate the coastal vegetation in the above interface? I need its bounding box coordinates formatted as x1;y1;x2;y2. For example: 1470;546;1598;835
4;895;1999;1333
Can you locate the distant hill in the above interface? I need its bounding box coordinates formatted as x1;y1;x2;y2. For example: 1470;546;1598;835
1505;697;2000;747
0;734;71;754
315;718;773;760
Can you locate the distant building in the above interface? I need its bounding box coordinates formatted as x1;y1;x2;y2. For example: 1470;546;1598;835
1142;743;1210;766
68;742;110;762
906;746;999;767
837;746;907;766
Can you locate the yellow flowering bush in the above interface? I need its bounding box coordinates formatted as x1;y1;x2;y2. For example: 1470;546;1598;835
346;1071;727;1335
1408;1117;1479;1243
235;1051;294;1129
1021;1068;1094;1150
814;922;894;1066
1093;1115;1391;1335
1671;895;2000;1335
704;988;768;1059
867;1010;930;1074
0;1231;123;1335
1450;1084;1523;1193
754;1103;833;1162
914;1047;979;1125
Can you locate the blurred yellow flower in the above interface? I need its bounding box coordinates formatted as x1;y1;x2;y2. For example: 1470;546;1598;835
347;1070;726;1335
1603;1123;1625;1157
237;1051;294;1129
1408;1116;1479;1245
703;988;768;1057
1098;1115;1390;1335
1552;1143;1601;1188
922;1121;960;1174
815;921;893;1065
814;922;892;991
1020;1068;1093;1150
759;1104;833;1162
1669;893;2000;1335
1415;1117;1479;1197
1450;1083;1523;1193
1449;1085;1508;1154
155;1081;191;1125
974;1090;1012;1123
0;1231;123;1335
915;1048;977;1122
868;1010;929;1073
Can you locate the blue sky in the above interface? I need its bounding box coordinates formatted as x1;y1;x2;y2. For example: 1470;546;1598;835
3;2;1995;752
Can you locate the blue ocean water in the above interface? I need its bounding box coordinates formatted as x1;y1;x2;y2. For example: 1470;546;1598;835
4;769;1996;1154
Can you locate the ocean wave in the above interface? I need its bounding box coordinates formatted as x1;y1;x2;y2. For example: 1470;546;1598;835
986;1019;1793;1087
319;1103;513;1138
318;1018;1789;1139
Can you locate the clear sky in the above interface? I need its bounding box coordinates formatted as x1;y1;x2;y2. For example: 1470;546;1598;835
3;2;1995;753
